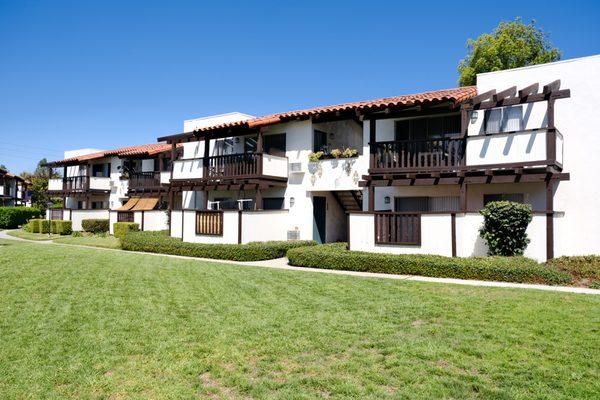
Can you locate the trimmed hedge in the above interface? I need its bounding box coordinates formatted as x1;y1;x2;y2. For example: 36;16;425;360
26;219;49;233
546;255;600;286
0;207;42;229
51;220;72;235
81;219;110;233
287;243;572;286
121;230;316;261
113;222;139;239
25;219;72;235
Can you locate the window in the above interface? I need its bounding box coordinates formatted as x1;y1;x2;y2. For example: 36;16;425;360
92;163;110;177
313;130;327;152
91;201;108;209
263;197;285;210
244;136;257;153
395;196;459;212
264;133;286;157
484;105;523;133
483;193;524;205
394;114;461;141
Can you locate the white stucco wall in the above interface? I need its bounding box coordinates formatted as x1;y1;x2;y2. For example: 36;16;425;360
476;55;600;257
139;210;169;231
241;210;289;243
466;129;549;167
349;213;453;256
70;209;110;231
170;210;182;238
181;210;239;244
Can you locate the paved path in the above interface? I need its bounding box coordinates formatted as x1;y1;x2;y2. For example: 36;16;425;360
2;230;599;295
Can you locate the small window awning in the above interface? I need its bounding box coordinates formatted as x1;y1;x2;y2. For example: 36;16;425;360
131;197;159;211
116;197;140;211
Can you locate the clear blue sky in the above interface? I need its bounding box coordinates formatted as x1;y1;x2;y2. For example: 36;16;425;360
1;0;599;174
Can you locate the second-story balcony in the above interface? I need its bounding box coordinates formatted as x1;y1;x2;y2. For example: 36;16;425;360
371;137;465;174
48;176;111;192
127;171;171;191
172;153;288;182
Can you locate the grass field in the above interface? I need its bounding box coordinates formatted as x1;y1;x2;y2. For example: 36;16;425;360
53;234;121;249
0;239;598;399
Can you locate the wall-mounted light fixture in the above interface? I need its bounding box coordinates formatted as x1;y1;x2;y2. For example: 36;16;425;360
470;110;479;123
234;137;240;144
384;196;390;204
290;197;295;207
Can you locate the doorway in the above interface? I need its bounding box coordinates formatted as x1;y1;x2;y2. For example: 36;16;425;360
313;196;326;244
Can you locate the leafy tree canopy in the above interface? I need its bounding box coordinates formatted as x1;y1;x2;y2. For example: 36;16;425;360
458;18;561;86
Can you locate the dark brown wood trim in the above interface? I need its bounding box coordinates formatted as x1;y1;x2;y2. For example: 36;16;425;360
451;213;456;257
346;213;351;251
546;180;554;260
238;210;242;244
181;209;184;240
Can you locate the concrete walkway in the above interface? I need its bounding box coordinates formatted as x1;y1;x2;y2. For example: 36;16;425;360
2;230;599;295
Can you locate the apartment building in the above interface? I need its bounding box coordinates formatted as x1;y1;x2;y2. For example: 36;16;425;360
46;144;176;232
0;167;28;206
44;55;600;261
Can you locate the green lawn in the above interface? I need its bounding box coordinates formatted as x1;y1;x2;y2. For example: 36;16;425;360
53;234;121;249
5;229;60;240
0;240;598;399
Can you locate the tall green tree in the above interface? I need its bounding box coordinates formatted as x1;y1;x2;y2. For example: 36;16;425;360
458;18;561;86
21;158;61;210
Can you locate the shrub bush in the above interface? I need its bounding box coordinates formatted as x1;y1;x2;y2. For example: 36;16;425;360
479;201;532;256
121;231;316;261
27;219;43;233
546;255;600;286
287;243;572;285
0;207;43;229
81;219;110;233
51;220;72;235
113;222;139;238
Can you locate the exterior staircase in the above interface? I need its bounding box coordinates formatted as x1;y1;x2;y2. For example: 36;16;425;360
332;190;363;212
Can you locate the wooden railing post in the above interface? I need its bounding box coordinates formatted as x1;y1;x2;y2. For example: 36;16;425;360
369;119;376;169
202;134;210;179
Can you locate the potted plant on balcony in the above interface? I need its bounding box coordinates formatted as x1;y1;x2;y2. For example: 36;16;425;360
330;148;342;159
308;151;324;162
342;147;358;158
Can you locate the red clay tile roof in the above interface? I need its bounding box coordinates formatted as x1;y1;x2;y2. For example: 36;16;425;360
48;143;181;166
184;86;477;135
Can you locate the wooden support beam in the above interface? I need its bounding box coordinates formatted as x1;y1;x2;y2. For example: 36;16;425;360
546;180;554;260
543;79;561;94
469;89;496;106
493;86;517;102
518;83;539;98
368;185;374;211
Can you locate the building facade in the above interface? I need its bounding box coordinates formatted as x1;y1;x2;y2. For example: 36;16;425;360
44;55;600;261
0;168;28;206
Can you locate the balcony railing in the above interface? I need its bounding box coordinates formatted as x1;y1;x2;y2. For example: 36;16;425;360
208;153;260;178
374;212;421;245
373;137;465;172
48;176;111;192
128;171;162;190
64;176;88;191
172;153;288;181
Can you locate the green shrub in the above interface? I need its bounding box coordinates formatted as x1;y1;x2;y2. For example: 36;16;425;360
72;231;83;237
287;243;572;286
121;231;316;261
113;222;139;238
546;255;600;286
27;219;43;233
39;220;51;234
51;220;72;235
0;207;43;229
479;201;532;256
81;219;109;233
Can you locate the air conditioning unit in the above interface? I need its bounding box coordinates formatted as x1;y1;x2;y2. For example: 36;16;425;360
288;162;303;174
287;230;301;240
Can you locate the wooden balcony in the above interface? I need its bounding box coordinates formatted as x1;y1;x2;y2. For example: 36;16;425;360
371;137;465;174
48;176;111;193
171;152;288;187
128;171;163;191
